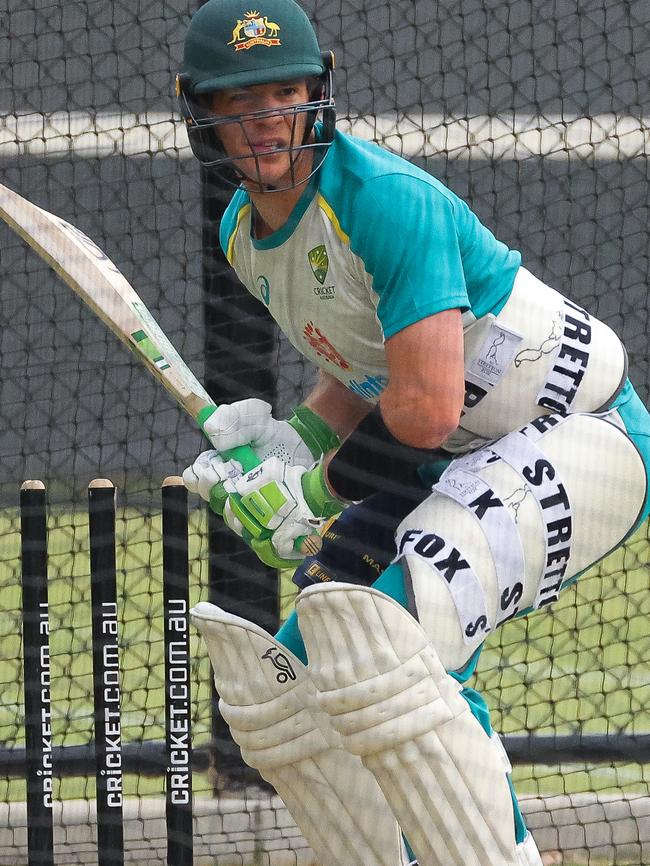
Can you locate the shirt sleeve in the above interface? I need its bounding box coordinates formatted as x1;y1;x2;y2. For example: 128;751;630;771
219;190;250;263
347;172;471;339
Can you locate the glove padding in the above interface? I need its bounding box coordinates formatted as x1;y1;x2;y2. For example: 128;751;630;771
202;398;315;467
187;399;341;517
185;399;315;515
224;457;324;564
182;450;241;504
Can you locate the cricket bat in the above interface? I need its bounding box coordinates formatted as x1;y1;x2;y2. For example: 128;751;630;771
0;182;321;556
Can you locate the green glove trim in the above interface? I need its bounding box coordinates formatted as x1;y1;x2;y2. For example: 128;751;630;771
196;404;260;472
196;405;217;428
238;524;297;568
287;405;341;460
250;536;302;569
301;463;345;520
227;492;268;539
208;482;228;517
241;482;289;529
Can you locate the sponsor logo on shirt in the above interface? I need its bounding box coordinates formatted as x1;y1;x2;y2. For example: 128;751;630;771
303;322;351;369
257;274;270;304
228;11;281;51
313;285;336;299
346;373;389;400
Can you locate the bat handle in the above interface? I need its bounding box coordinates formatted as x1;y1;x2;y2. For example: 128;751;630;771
196;407;322;556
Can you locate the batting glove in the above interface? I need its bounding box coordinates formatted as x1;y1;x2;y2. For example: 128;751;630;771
182;450;243;515
201;399;340;468
193;399;340;519
224;457;346;569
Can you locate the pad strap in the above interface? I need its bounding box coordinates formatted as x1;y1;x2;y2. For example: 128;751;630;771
434;467;526;627
396;412;574;646
443;412;574;609
488;416;574;608
535;298;592;414
396;528;490;646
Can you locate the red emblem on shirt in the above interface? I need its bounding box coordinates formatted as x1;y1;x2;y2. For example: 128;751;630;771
303;322;351;369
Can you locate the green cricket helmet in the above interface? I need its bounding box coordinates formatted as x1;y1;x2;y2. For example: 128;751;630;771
177;0;336;189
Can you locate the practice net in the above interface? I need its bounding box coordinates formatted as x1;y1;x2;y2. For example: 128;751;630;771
1;0;648;863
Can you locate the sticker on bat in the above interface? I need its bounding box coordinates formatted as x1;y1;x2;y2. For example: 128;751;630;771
131;301;213;402
131;329;171;370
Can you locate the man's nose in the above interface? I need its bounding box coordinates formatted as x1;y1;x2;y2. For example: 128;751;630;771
250;92;290;115
256;105;284;121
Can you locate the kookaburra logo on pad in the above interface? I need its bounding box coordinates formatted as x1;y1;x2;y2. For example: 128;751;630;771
228;11;281;50
261;647;296;683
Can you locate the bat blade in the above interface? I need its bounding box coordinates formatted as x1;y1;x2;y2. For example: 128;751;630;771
0;182;214;420
0;182;321;556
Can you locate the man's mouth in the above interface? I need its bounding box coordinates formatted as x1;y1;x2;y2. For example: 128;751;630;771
250;141;285;155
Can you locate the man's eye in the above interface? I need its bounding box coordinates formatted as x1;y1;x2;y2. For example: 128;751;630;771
224;92;251;107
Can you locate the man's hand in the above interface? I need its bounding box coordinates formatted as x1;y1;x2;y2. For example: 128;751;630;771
188;398;341;516
212;457;346;569
184;399;345;566
223;458;324;568
182;450;242;515
201;398;340;466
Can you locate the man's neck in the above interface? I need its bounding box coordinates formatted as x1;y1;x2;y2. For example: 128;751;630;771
246;146;316;238
249;184;304;239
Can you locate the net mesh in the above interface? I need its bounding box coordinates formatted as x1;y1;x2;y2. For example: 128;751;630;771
1;0;649;863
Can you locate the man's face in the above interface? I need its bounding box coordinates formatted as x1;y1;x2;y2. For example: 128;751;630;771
209;80;313;189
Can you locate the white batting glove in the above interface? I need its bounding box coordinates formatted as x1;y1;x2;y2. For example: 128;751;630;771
182;450;242;503
202;398;315;468
224;457;324;560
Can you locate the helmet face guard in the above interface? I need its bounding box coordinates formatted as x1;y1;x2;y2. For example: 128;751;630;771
177;54;336;192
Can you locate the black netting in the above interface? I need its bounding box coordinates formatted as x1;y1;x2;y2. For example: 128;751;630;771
1;1;648;863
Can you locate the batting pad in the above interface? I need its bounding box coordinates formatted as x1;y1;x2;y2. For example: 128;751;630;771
296;584;542;866
394;410;647;672
459;267;627;440
190;601;409;866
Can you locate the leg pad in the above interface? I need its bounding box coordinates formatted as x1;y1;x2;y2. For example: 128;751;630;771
191;601;408;866
297;585;538;866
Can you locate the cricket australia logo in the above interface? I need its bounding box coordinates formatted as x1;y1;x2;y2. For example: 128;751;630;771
261;647;296;683
304;322;351;369
308;245;329;284
228;10;281;51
